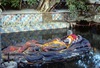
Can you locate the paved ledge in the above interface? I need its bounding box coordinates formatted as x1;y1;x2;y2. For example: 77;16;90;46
1;9;70;14
1;9;40;14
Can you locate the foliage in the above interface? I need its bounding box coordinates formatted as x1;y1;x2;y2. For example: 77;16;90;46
96;6;100;12
1;0;38;9
65;0;100;22
1;0;20;8
10;0;20;8
1;0;10;6
66;0;88;18
27;0;37;6
66;0;88;11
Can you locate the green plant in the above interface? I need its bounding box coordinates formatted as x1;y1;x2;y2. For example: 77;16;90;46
1;0;38;9
1;0;20;9
66;0;88;19
10;0;20;8
27;0;37;6
67;0;88;11
1;0;10;6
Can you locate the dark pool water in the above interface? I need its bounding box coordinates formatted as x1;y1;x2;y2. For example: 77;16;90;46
40;30;100;68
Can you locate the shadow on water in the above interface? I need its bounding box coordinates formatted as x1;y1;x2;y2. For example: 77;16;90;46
66;28;100;68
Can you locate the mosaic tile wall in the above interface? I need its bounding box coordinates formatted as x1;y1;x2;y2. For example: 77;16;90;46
1;12;70;33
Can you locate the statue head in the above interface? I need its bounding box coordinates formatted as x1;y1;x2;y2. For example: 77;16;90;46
67;30;73;36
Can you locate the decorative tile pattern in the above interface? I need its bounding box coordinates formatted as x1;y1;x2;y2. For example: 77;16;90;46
52;13;63;20
1;14;43;27
1;12;70;33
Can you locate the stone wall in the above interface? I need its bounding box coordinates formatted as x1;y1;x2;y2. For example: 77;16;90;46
1;12;70;33
1;28;67;48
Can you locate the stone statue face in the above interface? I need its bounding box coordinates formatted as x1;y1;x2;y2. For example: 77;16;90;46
67;30;73;36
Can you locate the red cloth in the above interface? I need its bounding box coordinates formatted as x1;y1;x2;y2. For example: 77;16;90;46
70;34;77;40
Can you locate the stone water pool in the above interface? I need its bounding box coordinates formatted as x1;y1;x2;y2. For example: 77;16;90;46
1;28;100;68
